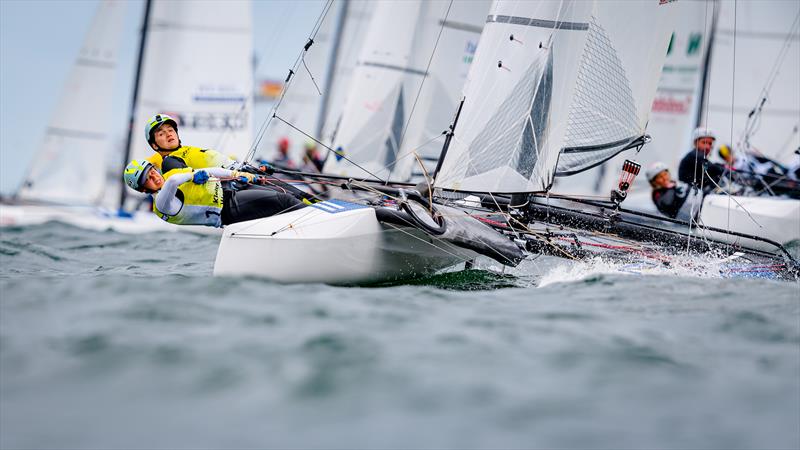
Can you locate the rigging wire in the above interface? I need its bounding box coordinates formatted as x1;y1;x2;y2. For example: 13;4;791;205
687;0;715;254
302;55;323;96
726;0;738;253
273;114;386;182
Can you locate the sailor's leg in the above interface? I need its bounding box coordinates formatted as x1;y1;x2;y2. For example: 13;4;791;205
222;189;305;225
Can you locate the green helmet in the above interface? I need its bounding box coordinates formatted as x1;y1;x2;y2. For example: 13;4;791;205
123;159;155;191
145;113;179;144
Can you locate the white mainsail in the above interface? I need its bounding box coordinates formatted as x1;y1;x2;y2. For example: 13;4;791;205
436;0;678;193
703;0;800;164
435;0;594;193
16;0;124;206
128;0;254;164
323;0;490;181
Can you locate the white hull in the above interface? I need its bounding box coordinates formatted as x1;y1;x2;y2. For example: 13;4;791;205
698;194;800;251
213;202;476;284
0;204;221;236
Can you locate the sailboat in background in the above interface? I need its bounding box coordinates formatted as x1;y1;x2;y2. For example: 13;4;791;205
692;0;800;247
704;0;799;165
258;0;374;167
0;0;166;232
322;0;490;182
2;0;254;231
550;0;799;248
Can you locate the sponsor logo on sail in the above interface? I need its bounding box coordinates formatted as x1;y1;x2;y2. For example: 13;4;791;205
651;95;691;114
164;111;248;131
463;40;478;64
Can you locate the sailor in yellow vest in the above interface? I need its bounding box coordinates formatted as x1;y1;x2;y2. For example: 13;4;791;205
144;113;237;172
143;113;317;204
123;159;304;227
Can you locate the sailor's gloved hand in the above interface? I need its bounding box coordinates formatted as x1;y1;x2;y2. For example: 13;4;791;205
255;176;268;185
233;171;257;184
258;164;275;175
192;170;209;184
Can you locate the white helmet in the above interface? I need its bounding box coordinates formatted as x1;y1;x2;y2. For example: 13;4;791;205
692;126;716;142
645;162;669;182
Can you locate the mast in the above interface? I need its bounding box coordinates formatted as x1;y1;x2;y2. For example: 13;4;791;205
432;98;464;180
315;0;349;140
118;0;153;210
695;0;719;128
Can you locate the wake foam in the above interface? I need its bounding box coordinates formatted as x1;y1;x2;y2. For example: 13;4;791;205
536;251;777;288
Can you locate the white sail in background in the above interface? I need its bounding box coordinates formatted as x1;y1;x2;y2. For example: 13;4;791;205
16;1;124;205
645;0;715;172
259;1;343;165
389;0;489;182
323;0;489;181
703;0;800;164
260;0;375;165
435;0;594;193
319;1;376;147
129;0;254;164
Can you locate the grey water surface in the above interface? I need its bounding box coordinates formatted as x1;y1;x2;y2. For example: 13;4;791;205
1;223;798;449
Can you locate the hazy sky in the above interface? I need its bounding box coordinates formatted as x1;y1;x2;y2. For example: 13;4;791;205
0;0;323;194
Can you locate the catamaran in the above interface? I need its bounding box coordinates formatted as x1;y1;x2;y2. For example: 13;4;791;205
214;0;799;284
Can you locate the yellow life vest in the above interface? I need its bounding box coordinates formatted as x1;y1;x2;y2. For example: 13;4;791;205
148;146;235;172
146;152;164;171
152;168;224;226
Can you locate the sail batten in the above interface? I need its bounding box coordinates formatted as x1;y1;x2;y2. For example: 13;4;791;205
487;14;589;30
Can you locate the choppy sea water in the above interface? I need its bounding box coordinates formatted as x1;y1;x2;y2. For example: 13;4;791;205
1;223;798;449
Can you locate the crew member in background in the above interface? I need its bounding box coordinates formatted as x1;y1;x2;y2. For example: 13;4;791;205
678;127;725;190
123;160;304;227
270;137;296;170
719;143;788;177
789;149;800;181
648;162;703;222
301;140;325;173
